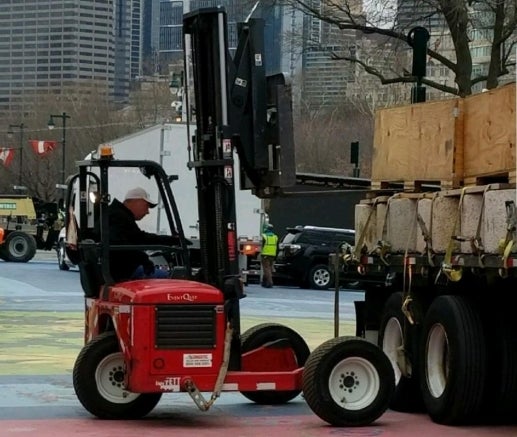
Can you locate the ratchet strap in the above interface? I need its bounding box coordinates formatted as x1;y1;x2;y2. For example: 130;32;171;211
441;188;466;282
499;200;517;276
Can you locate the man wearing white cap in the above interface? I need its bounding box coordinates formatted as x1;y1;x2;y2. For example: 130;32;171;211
108;187;180;281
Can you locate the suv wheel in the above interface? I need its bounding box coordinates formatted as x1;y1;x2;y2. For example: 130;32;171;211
309;264;332;290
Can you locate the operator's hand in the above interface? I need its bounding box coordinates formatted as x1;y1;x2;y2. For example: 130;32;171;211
143;259;155;276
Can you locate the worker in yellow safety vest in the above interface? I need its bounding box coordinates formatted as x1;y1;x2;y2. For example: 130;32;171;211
260;223;278;288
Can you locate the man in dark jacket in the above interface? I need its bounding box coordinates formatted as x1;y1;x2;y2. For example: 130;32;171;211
109;187;180;281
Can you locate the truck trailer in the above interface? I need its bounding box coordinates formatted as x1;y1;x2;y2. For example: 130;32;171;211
340;83;517;425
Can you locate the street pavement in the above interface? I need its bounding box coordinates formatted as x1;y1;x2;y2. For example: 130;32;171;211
1;251;516;436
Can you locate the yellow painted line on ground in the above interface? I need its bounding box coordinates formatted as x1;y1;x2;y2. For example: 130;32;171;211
0;311;355;375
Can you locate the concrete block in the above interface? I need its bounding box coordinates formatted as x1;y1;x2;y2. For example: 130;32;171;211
416;198;432;253
431;196;460;253
460;193;483;253
387;197;418;253
355;203;377;252
376;200;388;243
482;189;517;253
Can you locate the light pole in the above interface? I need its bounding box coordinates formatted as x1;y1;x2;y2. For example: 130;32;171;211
7;122;26;190
48;112;70;187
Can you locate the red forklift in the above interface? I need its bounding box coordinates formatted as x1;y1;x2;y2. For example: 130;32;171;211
67;7;394;427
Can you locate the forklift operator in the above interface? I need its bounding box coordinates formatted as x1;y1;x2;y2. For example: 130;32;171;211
108;187;180;281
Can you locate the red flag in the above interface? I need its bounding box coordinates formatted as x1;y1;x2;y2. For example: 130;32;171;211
0;147;15;167
30;140;57;156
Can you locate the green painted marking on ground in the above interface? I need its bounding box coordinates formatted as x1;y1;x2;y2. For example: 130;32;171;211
0;311;84;375
0;311;355;375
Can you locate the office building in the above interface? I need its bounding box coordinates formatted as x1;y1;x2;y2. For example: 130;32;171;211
0;0;140;113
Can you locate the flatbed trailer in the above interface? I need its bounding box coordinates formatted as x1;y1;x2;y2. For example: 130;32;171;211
341;183;517;425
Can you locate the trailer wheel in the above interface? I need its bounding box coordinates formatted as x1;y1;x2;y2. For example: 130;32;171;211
73;332;162;419
482;306;517;421
303;336;394;426
420;295;486;425
379;292;423;412
309;264;332;290
4;231;37;262
240;323;310;404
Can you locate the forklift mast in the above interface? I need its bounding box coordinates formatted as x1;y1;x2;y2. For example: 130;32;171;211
182;7;295;292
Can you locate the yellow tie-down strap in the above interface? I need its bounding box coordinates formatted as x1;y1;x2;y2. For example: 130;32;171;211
498;200;516;277
441;188;467;282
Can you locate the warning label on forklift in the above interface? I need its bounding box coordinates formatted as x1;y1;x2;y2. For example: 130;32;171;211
183;353;212;367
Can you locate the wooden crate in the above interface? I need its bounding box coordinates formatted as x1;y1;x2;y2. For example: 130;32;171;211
463;83;516;182
372;97;464;188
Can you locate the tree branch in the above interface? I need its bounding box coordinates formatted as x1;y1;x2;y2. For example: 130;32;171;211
330;54;459;95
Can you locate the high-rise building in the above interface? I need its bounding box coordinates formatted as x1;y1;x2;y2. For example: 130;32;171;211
140;1;301;77
0;0;140;113
114;0;143;101
299;0;363;108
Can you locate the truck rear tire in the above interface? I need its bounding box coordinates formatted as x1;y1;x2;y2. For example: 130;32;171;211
379;292;423;412
4;231;37;262
420;295;486;425
240;323;310;404
481;305;517;421
302;336;394;426
73;332;162;419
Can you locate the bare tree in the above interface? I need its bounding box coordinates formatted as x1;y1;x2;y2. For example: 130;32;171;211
1;85;141;200
280;0;517;96
294;98;374;177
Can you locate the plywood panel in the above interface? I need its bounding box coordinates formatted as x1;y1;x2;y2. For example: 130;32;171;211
464;83;516;177
372;98;463;183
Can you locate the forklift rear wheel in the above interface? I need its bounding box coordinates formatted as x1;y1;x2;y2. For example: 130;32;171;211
302;336;394;426
4;231;37;262
73;332;162;419
240;323;310;404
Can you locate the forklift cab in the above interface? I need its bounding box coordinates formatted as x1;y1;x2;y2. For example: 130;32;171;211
64;146;192;298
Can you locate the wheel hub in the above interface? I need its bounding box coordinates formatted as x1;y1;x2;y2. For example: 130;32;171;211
95;352;139;403
328;357;380;410
342;373;357;390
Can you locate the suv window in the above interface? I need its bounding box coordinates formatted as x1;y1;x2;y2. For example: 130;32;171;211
333;232;354;245
281;231;300;244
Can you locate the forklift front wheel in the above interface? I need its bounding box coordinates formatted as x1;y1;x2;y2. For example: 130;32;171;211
302;336;394;426
73;332;162;419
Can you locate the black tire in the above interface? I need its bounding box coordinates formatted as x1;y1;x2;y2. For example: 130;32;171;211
378;292;423;412
4;231;37;262
73;332;162;419
57;239;70;270
0;245;8;261
481;306;517;422
303;336;394;427
308;264;332;290
240;323;310;404
419;295;486;425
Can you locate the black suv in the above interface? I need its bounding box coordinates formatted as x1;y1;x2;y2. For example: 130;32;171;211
274;225;355;290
